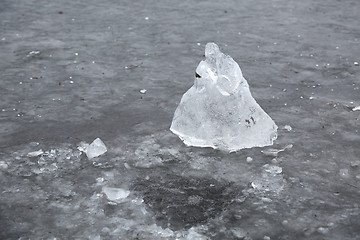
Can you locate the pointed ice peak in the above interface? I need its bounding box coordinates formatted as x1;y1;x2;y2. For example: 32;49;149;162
170;43;278;152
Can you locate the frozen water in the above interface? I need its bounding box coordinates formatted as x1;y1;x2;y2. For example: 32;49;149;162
350;160;360;167
251;164;286;193
77;141;89;152
231;227;247;239
170;43;278;152
261;144;293;157
352;106;360;111
85;138;107;159
283;125;292;131
102;187;130;202
263;164;282;174
27;149;44;157
185;227;208;240
339;168;349;178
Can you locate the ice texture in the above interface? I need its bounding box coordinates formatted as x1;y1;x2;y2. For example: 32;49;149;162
85;138;107;159
170;43;278;152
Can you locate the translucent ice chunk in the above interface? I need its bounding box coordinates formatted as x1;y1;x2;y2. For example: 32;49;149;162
170;43;278;152
251;164;286;193
261;144;293;157
27;149;44;157
86;138;107;159
283;125;292;131
102;187;130;202
352;106;360;111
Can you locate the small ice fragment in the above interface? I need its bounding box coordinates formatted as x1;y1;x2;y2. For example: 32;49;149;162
27;149;44;157
352;106;360;111
350;160;360;167
86;138;107;159
170;43;278;152
354;62;359;66
69;81;74;84
261;197;272;202
144;17;149;20
139;89;147;94
309;96;314;100
261;144;292;157
75;53;78;56
102;187;130;202
283;125;292;131
251;164;285;193
96;177;104;183
231;228;247;239
197;42;201;46
339;168;349;178
261;148;280;157
125;62;142;69
0;161;9;169
77;141;89;152
264;236;271;240
29;142;40;147
263;164;282;174
317;227;329;234
246;156;253;163
28;51;40;56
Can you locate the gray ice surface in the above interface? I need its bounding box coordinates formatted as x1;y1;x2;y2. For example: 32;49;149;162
0;0;359;239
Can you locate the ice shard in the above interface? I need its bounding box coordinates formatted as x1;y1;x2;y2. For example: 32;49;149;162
85;138;107;159
170;43;278;152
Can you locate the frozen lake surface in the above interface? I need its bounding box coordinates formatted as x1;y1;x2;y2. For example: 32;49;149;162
0;0;359;239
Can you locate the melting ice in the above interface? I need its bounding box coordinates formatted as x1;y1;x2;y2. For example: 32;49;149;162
170;43;278;152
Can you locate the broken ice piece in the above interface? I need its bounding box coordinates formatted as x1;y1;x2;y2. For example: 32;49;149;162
27;149;44;157
102;187;130;202
86;138;107;159
283;125;292;131
139;89;147;94
251;164;285;193
77;141;89;152
352;106;360;111
350;160;360;167
263;164;282;174
261;144;293;157
170;43;278;152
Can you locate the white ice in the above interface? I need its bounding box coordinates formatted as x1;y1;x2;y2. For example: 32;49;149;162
102;187;130;202
84;138;107;159
27;149;44;157
170;43;278;152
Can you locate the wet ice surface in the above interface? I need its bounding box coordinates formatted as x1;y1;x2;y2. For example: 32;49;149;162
1;0;360;239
